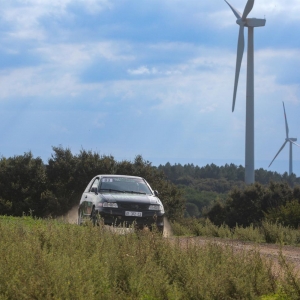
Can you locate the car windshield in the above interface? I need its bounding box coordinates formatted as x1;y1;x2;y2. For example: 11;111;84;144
99;177;152;194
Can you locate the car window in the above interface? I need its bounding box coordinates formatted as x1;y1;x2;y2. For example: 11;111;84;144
100;177;152;194
89;177;100;192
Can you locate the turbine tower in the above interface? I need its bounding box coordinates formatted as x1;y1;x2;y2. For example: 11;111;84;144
224;0;266;184
269;102;300;175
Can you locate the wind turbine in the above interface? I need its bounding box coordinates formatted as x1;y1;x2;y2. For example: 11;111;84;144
224;0;266;184
269;102;300;175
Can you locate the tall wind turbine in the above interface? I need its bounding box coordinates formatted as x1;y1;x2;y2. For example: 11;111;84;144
224;0;266;184
269;102;300;175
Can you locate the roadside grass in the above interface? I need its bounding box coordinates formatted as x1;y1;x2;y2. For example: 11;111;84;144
171;218;300;246
0;216;300;299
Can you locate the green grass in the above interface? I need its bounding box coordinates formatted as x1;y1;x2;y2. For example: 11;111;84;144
171;218;300;246
0;216;300;299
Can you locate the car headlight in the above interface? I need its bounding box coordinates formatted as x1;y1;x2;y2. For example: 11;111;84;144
149;204;163;211
103;202;118;208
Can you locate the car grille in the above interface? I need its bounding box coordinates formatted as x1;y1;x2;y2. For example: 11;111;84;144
118;203;149;210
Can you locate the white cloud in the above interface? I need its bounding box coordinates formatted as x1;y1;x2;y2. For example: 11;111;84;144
128;66;155;75
0;0;112;41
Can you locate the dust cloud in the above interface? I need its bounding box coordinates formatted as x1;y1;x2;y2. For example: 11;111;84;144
163;217;173;237
62;205;78;224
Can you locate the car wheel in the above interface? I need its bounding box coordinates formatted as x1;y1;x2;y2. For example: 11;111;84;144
157;226;164;234
147;225;164;234
78;210;83;225
90;206;98;226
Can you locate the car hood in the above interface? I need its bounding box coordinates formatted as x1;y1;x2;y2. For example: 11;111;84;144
100;193;162;205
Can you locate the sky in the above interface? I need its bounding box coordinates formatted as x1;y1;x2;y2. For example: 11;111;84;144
0;0;300;177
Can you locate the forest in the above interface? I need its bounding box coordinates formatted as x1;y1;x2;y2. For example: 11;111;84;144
158;162;300;227
1;146;300;228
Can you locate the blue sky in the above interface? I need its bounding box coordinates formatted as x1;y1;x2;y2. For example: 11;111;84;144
0;0;300;176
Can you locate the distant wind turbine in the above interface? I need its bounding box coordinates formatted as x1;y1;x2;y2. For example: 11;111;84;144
269;102;300;175
224;0;266;184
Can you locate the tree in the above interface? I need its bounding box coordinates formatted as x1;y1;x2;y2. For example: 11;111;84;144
185;203;200;218
0;152;48;216
264;200;300;228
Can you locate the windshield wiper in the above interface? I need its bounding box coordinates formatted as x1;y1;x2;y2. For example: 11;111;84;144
99;189;124;193
125;191;146;195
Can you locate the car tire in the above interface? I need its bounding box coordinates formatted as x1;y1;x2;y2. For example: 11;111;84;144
78;210;83;225
157;226;164;234
90;206;98;226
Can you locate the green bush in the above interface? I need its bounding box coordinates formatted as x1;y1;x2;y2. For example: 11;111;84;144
265;200;300;228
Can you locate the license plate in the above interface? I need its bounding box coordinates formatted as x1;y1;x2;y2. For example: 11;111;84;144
125;211;142;217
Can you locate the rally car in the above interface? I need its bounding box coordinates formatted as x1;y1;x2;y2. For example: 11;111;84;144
78;174;165;232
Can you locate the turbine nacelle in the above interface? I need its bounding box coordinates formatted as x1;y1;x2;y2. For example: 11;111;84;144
236;18;266;27
288;138;297;142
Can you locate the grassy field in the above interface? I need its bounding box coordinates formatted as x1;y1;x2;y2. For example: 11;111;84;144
0;216;300;299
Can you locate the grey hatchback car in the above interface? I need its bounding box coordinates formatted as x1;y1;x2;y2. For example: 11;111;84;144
78;175;165;232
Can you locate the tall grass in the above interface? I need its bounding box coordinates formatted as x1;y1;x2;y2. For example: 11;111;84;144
171;218;300;245
0;216;299;299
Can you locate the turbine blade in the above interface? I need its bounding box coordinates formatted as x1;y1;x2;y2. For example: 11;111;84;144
282;102;289;138
268;141;288;168
242;0;255;21
232;25;244;112
290;140;300;147
224;0;242;19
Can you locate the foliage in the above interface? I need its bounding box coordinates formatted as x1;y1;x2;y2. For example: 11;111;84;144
158;162;300;219
2;217;300;299
0;152;48;216
264;200;300;228
170;218;300;246
180;186;227;217
158;162;300;186
206;182;300;228
185;203;200;218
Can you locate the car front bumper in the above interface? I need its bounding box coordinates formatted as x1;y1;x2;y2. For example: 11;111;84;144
96;208;164;228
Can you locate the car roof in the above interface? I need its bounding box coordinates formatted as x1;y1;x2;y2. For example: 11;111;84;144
96;174;144;179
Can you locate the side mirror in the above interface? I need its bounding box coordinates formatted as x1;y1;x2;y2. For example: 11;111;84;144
154;190;159;197
91;187;98;194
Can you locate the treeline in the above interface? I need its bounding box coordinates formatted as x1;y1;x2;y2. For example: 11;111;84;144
158;162;300;227
0;147;185;220
158;162;300;188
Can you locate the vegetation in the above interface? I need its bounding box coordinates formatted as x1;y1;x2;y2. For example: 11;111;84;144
1;216;300;299
157;162;300;228
171;218;300;246
207;182;300;228
158;162;300;186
